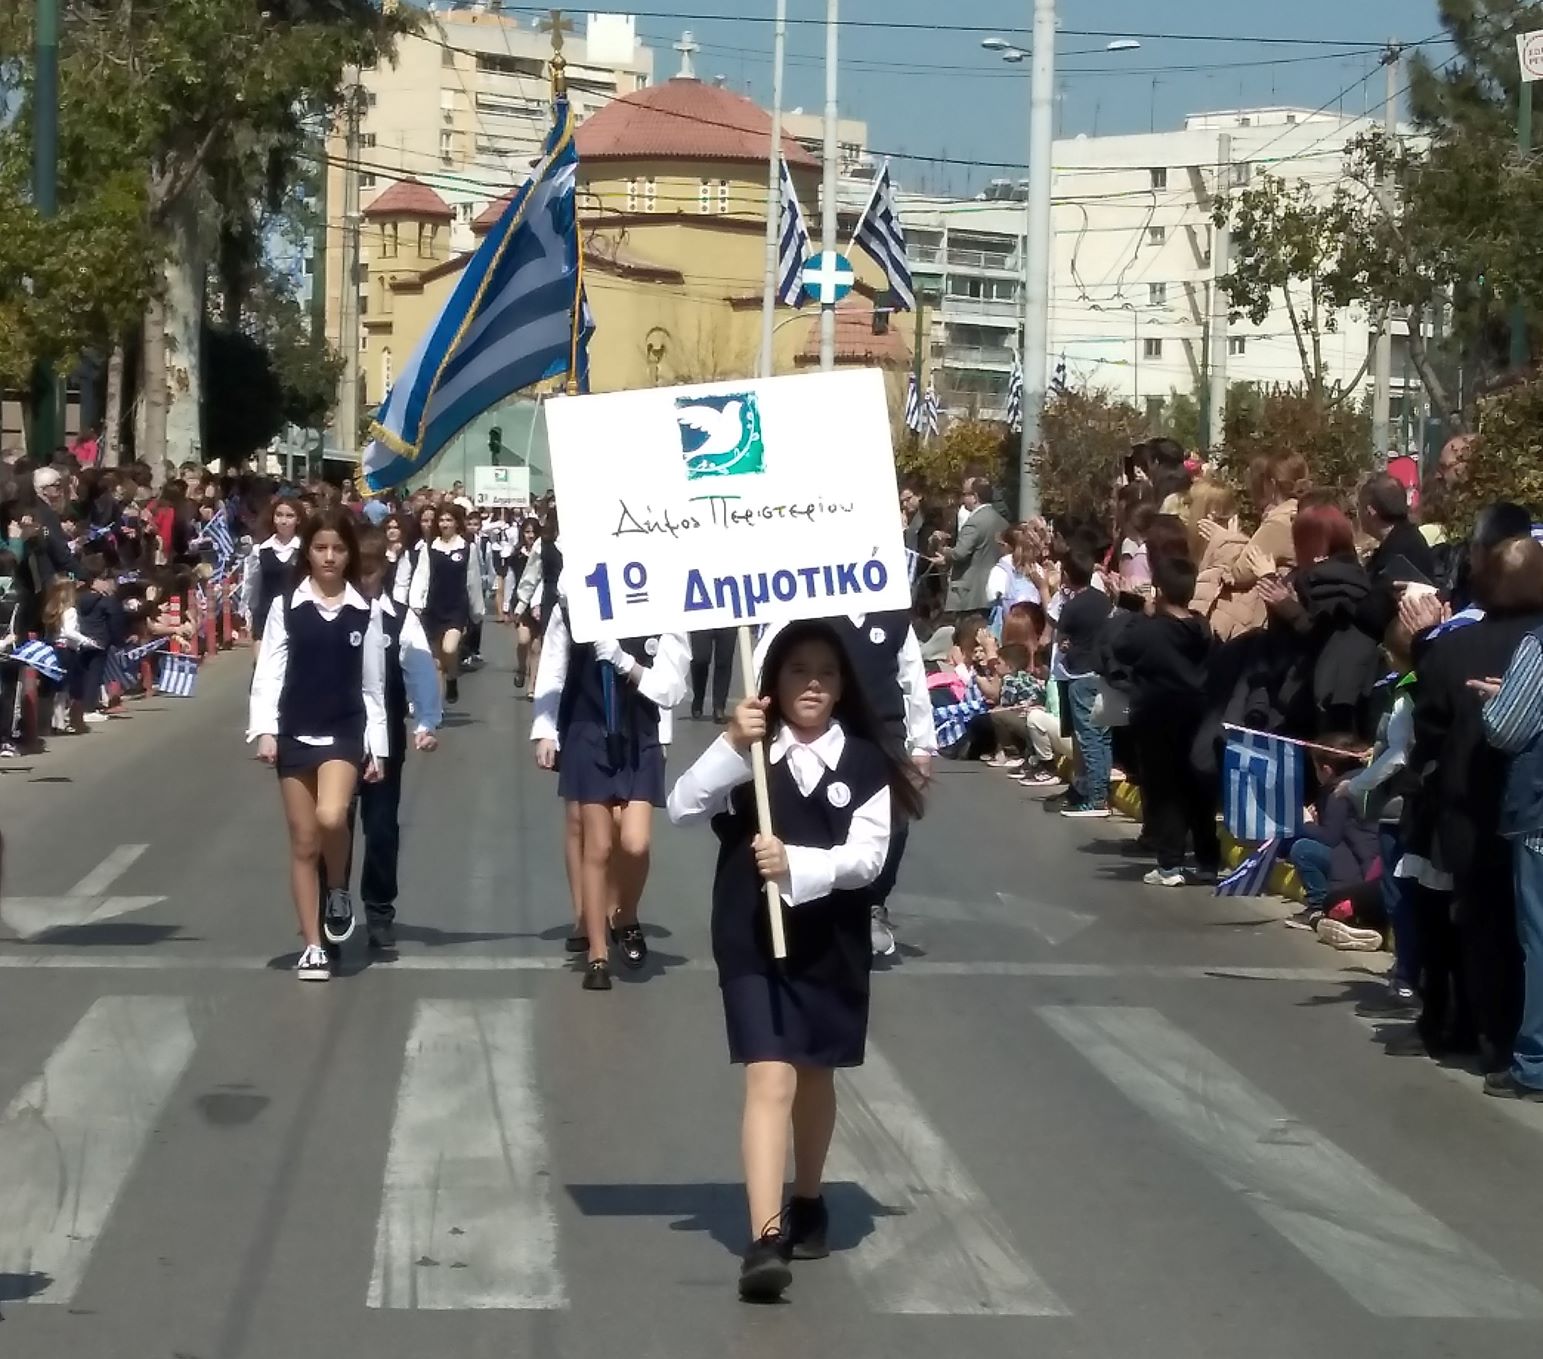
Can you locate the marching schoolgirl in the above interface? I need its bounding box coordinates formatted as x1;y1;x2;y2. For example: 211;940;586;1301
462;508;492;669
382;512;418;607
319;524;443;954
505;516;540;689
408;501;483;705
515;510;562;698
248;507;388;981
242;497;303;641
530;584;689;990
666;619;925;1301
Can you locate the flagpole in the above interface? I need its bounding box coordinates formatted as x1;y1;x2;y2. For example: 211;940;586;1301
819;0;839;371
758;0;788;380
1018;0;1056;518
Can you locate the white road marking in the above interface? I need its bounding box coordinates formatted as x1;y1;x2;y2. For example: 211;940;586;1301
825;1043;1068;1315
996;892;1095;946
1;845;164;940
889;890;1094;946
68;844;149;896
1040;1005;1543;1319
0;996;196;1304
0;952;1373;983
368;999;565;1310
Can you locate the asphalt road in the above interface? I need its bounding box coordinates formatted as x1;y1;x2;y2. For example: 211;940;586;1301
2;628;1542;1359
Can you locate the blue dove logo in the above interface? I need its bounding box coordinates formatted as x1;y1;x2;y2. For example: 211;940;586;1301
675;392;765;479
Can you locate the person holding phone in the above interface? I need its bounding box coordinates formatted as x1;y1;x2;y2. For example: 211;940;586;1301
248;508;388;982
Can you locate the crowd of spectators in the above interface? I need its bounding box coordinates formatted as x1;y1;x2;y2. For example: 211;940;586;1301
907;441;1543;1103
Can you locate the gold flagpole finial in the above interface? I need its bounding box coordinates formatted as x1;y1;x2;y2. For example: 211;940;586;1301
538;8;574;97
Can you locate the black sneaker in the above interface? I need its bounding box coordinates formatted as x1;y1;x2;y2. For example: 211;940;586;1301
690;702;704;721
738;1231;793;1302
1483;1071;1543;1102
582;959;612;991
712;709;728;725
1355;982;1418;1017
617;923;648;969
446;677;460;704
782;1195;829;1260
322;888;356;944
367;917;397;951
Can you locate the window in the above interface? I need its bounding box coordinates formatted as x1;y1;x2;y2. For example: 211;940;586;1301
475;52;545;78
440;129;454;163
625;177;638;211
698;177;711;214
360;172;376;189
1148;282;1167;306
1285;112;1298;124
1148;225;1166;245
364;91;377;108
644;177;657;212
303;255;314;276
1142;337;1163;360
718;178;730;214
359;290;368;317
1232;161;1252;187
360;333;369;353
1229;335;1247;356
361;133;377;150
1149;167;1167;190
1239;116;1252;127
381;348;393;395
380;223;398;259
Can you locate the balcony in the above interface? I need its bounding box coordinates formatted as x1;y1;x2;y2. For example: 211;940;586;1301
940;295;1020;323
946;247;1020;274
909;244;945;269
939;344;1017;371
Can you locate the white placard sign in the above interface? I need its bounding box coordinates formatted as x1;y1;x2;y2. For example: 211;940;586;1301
544;369;910;642
473;465;530;508
1520;30;1543;83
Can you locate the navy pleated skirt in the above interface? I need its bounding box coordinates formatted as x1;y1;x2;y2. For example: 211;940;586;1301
720;971;870;1069
556;719;666;807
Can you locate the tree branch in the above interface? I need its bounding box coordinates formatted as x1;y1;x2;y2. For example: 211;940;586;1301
1280;280;1315;393
149;123;223;219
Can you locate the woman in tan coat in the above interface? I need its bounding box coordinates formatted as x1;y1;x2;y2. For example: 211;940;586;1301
1190;480;1269;640
1225;451;1308;589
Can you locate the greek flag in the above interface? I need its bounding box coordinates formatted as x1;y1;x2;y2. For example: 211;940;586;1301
105;636;171;691
362;97;590;493
12;639;65;683
849;159;914;312
904;375;924;433
1052;352;1069;395
1222;731;1305;842
198;509;234;566
923;381;941;438
776;157;811;307
1215;838;1282;898
155;653;198;699
1005;356;1023;433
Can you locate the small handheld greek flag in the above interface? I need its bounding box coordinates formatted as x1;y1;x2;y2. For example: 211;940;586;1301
1222;731;1305;841
1215;838;1282;898
849;159;914;312
155;653;198;698
776;157;811;308
1052;352;1069;395
12;639;66;683
198;509;234;566
1005;356;1023;433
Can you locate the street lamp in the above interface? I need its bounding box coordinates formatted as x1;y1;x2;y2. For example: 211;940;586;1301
980;36;1010;51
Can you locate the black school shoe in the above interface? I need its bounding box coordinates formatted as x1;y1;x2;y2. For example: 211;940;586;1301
739;1231;793;1302
782;1195;829;1260
445;677;460;705
582;959;612;991
617;922;648;969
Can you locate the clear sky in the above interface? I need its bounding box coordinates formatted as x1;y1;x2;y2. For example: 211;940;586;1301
569;0;1450;195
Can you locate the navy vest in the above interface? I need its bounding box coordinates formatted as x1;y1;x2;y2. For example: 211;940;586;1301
832;611;911;741
252;545;295;638
556;617;661;746
425;542;470;621
277;589;370;742
378;601;410;756
710;732;889;989
1500;627;1543;839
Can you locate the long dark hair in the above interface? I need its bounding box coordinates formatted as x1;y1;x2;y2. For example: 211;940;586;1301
757;619;926;821
295;505;360;587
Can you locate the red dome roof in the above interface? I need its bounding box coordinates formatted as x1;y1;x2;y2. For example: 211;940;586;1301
576;78;819;170
364;177;454;221
471;189;516;234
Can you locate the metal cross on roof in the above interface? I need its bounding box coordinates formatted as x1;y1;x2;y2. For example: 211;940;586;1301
673;30;700;80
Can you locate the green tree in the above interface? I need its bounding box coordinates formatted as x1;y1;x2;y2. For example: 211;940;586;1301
1032;388;1144;521
896;419;1011;500
1432;376;1543;534
1212;386;1376;515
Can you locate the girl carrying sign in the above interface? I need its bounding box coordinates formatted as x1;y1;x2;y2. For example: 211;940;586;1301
665;619;925;1302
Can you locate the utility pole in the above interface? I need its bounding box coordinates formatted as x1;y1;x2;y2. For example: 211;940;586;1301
1018;0;1056;518
1372;40;1401;453
757;0;788;379
1207;133;1232;452
1512;47;1536;371
819;0;838;371
335;76;364;469
30;0;61;458
310;123;329;355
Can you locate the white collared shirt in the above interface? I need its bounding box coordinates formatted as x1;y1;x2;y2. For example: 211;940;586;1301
375;593;444;737
240;534;301;622
407;534;484;621
246;577;390;759
666;720;892;907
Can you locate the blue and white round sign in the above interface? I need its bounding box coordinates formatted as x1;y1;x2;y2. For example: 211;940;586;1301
802;250;855;306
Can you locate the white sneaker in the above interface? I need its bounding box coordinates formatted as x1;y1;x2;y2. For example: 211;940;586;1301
869;907;896;958
1142;867;1186;888
296;944;332;981
1316;917;1384;952
323;888;356;944
82;711;108;725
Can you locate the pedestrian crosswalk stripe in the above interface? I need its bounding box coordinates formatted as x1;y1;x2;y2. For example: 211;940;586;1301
367;999;566;1310
0;996;195;1305
826;1042;1070;1316
1039;1005;1543;1320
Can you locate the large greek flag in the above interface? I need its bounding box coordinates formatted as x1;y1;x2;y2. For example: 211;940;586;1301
362;97;590;493
1005;356;1023;433
923;381;940;438
904;375;923;433
776;157;811;307
849;159;914;312
1222;730;1305;842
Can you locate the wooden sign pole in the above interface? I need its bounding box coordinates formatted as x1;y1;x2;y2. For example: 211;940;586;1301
736;625;787;960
